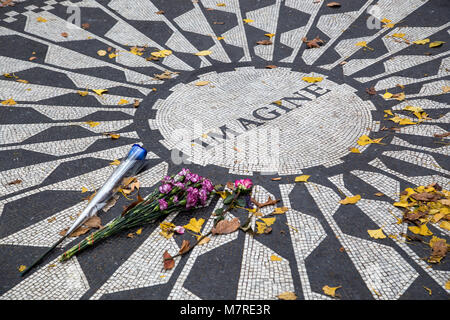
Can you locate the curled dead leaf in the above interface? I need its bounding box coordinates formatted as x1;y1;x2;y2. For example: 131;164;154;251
256;40;272;45
179;240;190;255
212;217;240;235
163;251;175;270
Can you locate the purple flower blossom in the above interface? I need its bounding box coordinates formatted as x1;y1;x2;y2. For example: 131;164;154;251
173;195;179;203
178;168;190;177
199;188;208;206
159;199;168;210
186;187;199;208
159;183;172;194
202;178;214;193
174;182;185;190
187;173;201;183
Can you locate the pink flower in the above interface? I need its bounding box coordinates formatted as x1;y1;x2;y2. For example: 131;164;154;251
187;173;201;183
199;188;208;206
159;199;168;210
235;178;253;191
159;183;172;194
202;179;214;193
186;187;199;208
174;226;185;234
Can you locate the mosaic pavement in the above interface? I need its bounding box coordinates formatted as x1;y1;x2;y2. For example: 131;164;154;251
0;0;449;300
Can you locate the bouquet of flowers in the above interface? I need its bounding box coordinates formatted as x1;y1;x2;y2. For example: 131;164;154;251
59;168;215;261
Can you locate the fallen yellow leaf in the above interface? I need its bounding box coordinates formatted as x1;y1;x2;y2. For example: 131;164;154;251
302;76;323;83
97;50;107;56
413;38;430;45
440;221;450;231
36;17;47;22
340;195;361;205
408;224;433;236
349;148;361;153
151;50;172;58
357;135;384;146
81;187;89;193
184;218;205;234
273;207;289;214
136;228;142;235
323;285;341;297
389;116;417;126
265;33;275;39
195;50;212;56
1;98;16;106
243;19;254;23
367;228;387;239
404;105;423;113
109;159;120;165
118;99;129;105
277;291;297;300
383;91;393;99
392;33;405;38
260;217;276;226
195;80;210;86
84;121;100;127
77;90;89;96
270;254;282;261
295;175;310;182
92;89;108;96
18;265;27;272
429;41;445;48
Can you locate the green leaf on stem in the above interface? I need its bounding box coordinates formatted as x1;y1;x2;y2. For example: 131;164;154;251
223;194;234;205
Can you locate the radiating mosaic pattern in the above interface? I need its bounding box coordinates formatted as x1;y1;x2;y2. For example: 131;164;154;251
0;0;449;300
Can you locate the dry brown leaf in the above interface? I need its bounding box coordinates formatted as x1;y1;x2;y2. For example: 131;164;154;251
212;217;241;235
133;99;140;108
366;87;377;95
411;192;440;202
156;10;165;14
302;36;325;48
256;39;272;45
7;179;22;185
434;132;450;138
59;226;90;237
265;65;277;69
226;181;235;190
83;215;102;229
153;70;179;80
163;251;175;270
251;196;280;208
374;192;384;197
81;23;90;29
179;240;190;255
121;194;144;216
327;2;341;7
61;32;68;37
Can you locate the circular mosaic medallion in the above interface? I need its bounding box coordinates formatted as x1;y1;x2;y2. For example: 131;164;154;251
0;0;449;301
143;67;376;174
